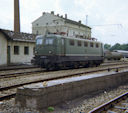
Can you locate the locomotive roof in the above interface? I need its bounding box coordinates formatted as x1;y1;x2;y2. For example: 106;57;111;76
43;34;102;43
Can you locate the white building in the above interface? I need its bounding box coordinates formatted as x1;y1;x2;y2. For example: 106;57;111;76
0;29;36;66
32;11;91;39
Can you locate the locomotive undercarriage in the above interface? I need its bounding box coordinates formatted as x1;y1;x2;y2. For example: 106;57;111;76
33;55;103;70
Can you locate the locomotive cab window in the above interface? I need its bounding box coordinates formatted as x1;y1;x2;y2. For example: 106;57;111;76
45;38;54;45
69;39;74;46
77;41;82;46
36;38;43;45
90;42;94;47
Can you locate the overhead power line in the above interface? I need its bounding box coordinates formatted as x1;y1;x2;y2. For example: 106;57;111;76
91;24;122;27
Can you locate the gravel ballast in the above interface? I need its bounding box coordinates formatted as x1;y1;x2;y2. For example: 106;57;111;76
0;84;128;113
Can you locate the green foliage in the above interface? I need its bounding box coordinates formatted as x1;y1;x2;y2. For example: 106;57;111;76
104;43;128;51
104;44;111;50
48;106;54;112
110;43;121;51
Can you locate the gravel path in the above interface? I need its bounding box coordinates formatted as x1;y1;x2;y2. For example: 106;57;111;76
0;84;128;113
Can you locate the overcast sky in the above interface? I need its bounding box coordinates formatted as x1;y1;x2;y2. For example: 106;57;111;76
0;0;128;45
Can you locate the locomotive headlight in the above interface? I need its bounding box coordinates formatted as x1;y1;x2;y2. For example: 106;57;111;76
35;50;38;54
49;51;52;54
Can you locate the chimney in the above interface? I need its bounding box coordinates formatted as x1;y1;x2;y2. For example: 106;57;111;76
42;12;46;15
78;20;81;24
65;14;67;19
14;0;20;32
51;11;54;15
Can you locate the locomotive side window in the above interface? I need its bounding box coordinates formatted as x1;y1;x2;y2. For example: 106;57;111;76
78;41;81;46
45;38;54;45
36;38;43;45
90;42;94;47
61;39;64;45
84;42;88;47
96;43;99;48
69;39;74;46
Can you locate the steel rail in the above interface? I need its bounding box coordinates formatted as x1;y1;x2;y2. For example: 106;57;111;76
0;65;37;71
0;69;44;79
0;63;128;80
0;65;128;102
89;92;128;113
1;65;128;92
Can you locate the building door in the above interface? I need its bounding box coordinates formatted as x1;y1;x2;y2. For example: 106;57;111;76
7;46;10;64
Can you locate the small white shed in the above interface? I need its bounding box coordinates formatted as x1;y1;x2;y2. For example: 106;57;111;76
0;29;36;66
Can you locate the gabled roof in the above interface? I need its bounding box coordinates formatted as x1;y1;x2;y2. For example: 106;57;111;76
0;28;36;43
32;12;91;29
61;17;91;29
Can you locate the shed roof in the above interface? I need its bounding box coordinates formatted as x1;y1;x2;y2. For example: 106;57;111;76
0;28;36;43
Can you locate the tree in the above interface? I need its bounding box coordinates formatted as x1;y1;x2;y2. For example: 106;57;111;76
110;43;121;51
104;44;111;50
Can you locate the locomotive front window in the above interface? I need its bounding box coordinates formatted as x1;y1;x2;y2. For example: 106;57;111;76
36;38;43;45
45;38;54;45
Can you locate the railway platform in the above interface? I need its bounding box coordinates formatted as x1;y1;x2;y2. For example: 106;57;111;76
15;68;128;111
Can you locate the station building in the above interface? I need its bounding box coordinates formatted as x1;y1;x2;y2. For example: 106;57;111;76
0;29;36;66
32;11;91;39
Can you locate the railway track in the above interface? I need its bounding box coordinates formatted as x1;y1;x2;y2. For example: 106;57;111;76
89;92;128;113
0;61;127;72
0;65;37;71
101;61;128;66
0;65;128;102
0;68;44;79
0;62;128;80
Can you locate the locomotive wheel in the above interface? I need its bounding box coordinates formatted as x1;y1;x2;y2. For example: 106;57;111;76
74;62;79;69
54;64;60;70
46;63;54;71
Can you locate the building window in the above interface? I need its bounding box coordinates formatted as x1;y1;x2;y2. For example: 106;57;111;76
77;41;82;46
14;46;19;55
24;46;29;55
69;39;74;46
96;43;99;48
90;42;94;47
84;42;88;47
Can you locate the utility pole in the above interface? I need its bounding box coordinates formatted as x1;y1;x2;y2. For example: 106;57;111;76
86;15;88;25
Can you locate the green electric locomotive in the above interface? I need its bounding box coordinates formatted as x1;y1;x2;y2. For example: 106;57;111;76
32;34;104;70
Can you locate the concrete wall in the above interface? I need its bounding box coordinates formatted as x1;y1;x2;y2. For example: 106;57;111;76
8;41;35;64
0;33;7;65
15;71;128;110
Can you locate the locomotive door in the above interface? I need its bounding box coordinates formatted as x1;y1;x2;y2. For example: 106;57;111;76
61;38;65;55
